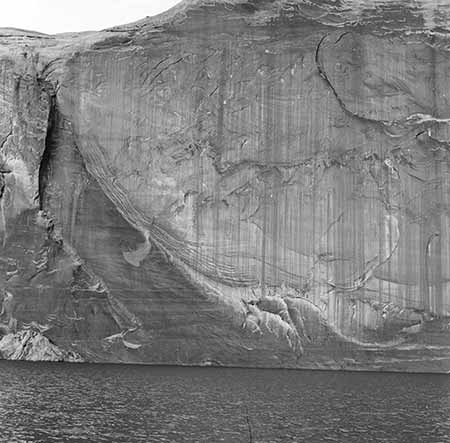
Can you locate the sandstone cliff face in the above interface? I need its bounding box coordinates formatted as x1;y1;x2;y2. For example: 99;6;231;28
1;0;450;371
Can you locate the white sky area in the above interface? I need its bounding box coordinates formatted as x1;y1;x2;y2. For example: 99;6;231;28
0;0;182;34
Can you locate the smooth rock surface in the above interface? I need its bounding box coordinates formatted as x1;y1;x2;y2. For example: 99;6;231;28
1;0;450;371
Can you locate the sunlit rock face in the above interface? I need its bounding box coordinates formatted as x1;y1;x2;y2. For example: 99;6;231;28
1;0;450;370
0;329;83;362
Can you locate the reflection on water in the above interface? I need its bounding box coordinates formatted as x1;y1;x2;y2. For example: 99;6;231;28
0;361;449;442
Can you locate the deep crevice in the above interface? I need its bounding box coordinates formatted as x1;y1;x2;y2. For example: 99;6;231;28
38;85;58;211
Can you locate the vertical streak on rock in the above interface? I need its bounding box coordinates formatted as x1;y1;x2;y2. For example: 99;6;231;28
194;53;205;273
418;38;443;317
356;172;365;339
234;72;241;274
377;166;383;318
269;55;278;286
425;38;435;316
386;172;392;311
294;61;301;295
69;181;82;245
431;39;443;317
285;53;293;285
327;190;335;327
419;177;428;313
332;180;340;331
215;46;228;263
270;61;279;285
259;67;267;295
433;173;443;317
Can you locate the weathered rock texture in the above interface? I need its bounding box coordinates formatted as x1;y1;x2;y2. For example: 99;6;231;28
1;0;450;371
0;329;83;362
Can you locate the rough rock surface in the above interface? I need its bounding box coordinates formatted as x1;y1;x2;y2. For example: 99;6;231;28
1;0;450;371
0;329;83;362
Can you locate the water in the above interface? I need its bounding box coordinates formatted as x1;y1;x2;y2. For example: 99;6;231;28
0;362;449;442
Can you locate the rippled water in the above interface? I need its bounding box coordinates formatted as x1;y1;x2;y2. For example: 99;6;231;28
0;362;449;442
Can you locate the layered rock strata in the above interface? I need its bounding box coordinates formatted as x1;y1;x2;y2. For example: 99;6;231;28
0;0;450;371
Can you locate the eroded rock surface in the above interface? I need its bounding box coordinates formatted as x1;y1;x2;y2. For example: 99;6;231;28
0;329;83;362
1;0;450;371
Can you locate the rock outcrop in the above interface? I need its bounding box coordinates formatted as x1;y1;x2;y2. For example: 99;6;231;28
1;0;450;371
0;329;83;362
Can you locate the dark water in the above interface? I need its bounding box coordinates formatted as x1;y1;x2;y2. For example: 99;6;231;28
0;362;449;442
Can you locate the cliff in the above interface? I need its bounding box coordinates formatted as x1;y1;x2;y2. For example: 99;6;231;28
1;0;450;371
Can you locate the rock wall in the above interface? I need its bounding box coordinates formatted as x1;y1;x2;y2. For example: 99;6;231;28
1;1;450;371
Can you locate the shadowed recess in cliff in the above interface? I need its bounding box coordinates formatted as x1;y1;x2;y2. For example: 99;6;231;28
38;84;57;211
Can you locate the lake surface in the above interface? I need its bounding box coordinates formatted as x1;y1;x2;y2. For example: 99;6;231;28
0;362;449;442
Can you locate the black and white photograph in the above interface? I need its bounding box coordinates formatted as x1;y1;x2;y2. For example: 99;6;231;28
0;0;450;441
